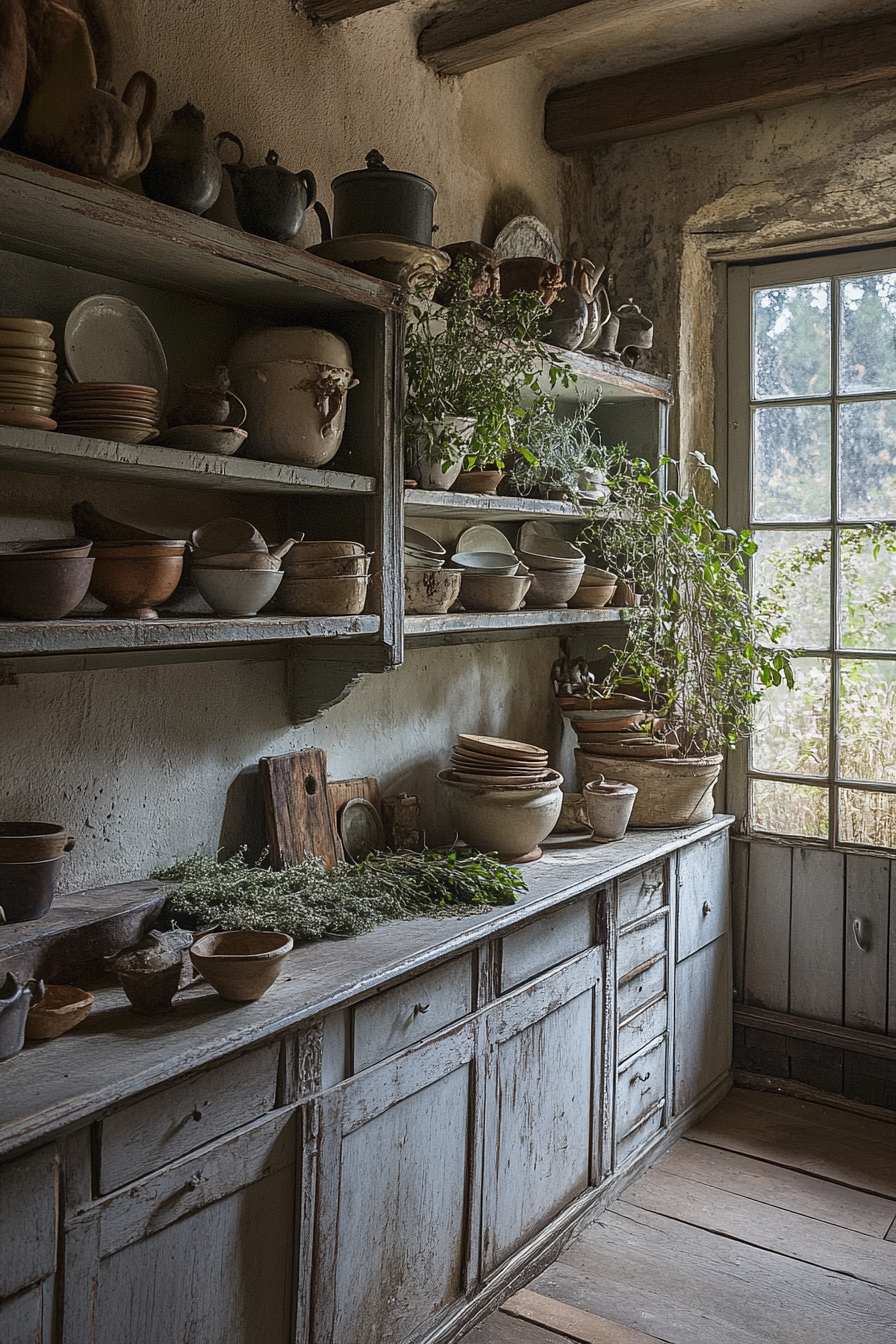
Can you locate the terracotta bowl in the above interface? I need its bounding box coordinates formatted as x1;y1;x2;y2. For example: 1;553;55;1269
404;567;462;614
279;574;369;616
25;984;94;1039
0;823;73;864
459;571;531;612
190;930;293;1001
89;546;185;619
0;554;94;619
525;567;584;608
451;469;504;495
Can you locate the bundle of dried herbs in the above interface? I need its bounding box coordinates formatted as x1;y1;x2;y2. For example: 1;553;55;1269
153;848;524;945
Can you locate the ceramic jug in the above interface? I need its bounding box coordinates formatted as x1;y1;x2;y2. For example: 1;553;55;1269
0;973;44;1061
141;101;222;214
217;133;319;243
24;2;156;184
615;301;654;355
167;365;247;428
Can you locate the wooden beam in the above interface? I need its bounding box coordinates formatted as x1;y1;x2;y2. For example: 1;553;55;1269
545;16;896;152
304;0;398;22
419;0;699;77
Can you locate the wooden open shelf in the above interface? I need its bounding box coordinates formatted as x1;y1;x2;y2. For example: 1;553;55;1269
404;606;625;645
404;488;587;521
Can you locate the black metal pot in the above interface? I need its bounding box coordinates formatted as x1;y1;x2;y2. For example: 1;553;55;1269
0;974;44;1060
0;855;63;923
330;149;436;246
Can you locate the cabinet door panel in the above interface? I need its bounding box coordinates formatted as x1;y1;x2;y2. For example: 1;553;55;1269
484;989;593;1272
674;931;732;1113
677;831;729;960
0;1144;57;1299
330;1066;471;1344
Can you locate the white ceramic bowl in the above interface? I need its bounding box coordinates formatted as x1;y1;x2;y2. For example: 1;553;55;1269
518;535;585;562
438;771;563;861
191;567;283;616
451;551;519;576
526;568;585;606
404;527;445;558
517;546;585;573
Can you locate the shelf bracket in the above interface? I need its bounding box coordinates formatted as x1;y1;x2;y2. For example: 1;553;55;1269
284;647;392;725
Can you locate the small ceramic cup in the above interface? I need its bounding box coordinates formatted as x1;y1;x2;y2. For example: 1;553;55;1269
583;776;638;843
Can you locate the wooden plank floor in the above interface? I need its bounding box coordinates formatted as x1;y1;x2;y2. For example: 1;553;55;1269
463;1088;896;1344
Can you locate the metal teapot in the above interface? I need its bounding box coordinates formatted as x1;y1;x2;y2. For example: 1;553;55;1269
216;132;321;243
0;973;44;1061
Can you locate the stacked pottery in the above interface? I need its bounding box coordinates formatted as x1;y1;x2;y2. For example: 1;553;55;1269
404;527;460;614
515;536;585;608
0;822;75;923
568;564;617;609
0;537;94;619
54;383;161;444
190;518;293;616
563;694;668;760
280;540;371;615
0;318;58;430
438;734;563;863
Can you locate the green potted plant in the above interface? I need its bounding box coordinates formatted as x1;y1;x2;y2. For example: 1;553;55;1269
510;397;607;502
572;447;794;826
403;264;573;493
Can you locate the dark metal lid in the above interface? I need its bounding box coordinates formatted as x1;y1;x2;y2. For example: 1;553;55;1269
331;149;436;200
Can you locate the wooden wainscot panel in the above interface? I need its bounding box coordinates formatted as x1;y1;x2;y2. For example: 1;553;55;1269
676;830;729;961
501;896;593;992
97;1042;280;1193
0;1143;58;1300
353;954;474;1072
617;861;666;928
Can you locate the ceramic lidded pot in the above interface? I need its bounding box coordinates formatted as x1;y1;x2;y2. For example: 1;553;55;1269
330;149;436;246
141;102;223;215
228;327;357;467
217;133;319;243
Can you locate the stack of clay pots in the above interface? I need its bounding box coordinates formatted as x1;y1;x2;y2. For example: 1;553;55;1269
281;540;371;615
0;822;74;923
438;734;563;863
404;527;460;614
515;536;585;607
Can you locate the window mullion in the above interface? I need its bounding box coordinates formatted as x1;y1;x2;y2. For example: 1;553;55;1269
830;277;840;847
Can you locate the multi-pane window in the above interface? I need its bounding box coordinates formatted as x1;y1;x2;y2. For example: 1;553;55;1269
728;250;896;849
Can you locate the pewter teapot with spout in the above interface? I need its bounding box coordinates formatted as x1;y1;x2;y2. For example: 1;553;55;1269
216;132;322;243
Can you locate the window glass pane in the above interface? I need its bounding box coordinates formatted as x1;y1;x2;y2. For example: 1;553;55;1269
751;657;829;775
839;400;896;520
838;788;896;848
752;283;830;400
840;530;896;648
752;405;831;523
752;529;830;649
839;659;896;783
752;779;828;839
838;272;896;394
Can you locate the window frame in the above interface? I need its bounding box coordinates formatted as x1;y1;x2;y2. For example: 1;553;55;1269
727;245;896;852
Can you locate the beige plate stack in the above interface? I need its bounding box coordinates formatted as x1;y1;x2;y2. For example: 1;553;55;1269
54;382;161;444
447;733;556;786
0;318;58;430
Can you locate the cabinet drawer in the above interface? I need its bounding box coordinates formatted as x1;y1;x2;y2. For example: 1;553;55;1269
677;832;729;960
616;1037;666;1140
353;954;473;1071
617;912;667;982
617;954;666;1019
616;1102;664;1168
617;994;667;1065
501;897;592;992
618;863;665;928
0;1145;57;1299
98;1042;280;1194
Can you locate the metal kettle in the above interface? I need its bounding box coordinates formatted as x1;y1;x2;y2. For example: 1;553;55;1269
216;132;325;243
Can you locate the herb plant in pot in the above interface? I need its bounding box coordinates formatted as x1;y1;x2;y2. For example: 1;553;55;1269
511;396;605;502
575;448;794;826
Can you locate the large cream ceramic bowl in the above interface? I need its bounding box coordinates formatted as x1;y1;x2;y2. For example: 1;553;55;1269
438;771;563;863
228;327;356;468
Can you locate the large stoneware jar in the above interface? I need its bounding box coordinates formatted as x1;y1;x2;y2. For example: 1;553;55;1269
228;327;357;467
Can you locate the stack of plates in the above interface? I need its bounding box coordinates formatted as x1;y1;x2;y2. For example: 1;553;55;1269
446;733;557;786
0;318;58;430
54;383;161;444
405;526;445;571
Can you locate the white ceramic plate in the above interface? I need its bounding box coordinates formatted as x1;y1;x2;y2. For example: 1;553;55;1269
456;524;514;555
493;216;561;264
65;296;168;398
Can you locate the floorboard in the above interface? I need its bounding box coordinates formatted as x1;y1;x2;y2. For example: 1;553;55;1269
462;1312;572;1343
503;1289;663;1343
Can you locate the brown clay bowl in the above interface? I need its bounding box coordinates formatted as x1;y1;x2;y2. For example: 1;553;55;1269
568;582;615;609
0;823;74;863
25;984;94;1039
0;554;94;619
0;537;92;558
284;553;372;578
88;549;184;619
190;930;293;1001
279;574;369;616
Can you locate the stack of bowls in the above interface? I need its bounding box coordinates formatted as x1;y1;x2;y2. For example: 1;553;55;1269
0;822;74;923
280;540;371;615
568;564;618;609
0;318;58;430
0;537;94;619
54;383;161;444
88;540;187;619
190;518;286;616
405;527;445;570
404;527;460;613
515;536;585;608
437;733;563;863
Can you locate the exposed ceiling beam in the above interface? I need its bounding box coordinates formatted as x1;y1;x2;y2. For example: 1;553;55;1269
304;0;397;22
418;0;701;77
545;15;896;152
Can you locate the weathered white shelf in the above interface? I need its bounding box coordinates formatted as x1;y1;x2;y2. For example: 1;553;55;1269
0;427;377;496
405;606;625;645
539;346;671;403
404;488;587;521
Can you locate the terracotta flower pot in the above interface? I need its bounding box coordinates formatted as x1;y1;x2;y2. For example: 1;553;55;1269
575;751;722;827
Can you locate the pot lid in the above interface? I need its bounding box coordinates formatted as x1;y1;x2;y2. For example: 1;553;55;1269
332;149;436;200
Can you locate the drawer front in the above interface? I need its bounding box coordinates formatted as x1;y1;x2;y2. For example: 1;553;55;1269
617;994;667;1065
501;897;592;992
677;831;730;961
617;912;667;982
353;953;473;1071
616;1036;666;1140
98;1042;280;1193
0;1145;57;1299
617;955;666;1019
617;862;665;929
616;1102;665;1168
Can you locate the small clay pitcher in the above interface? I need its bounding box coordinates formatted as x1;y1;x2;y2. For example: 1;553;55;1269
167;365;247;428
498;256;564;305
217;132;318;243
141;101;222;214
0;974;44;1060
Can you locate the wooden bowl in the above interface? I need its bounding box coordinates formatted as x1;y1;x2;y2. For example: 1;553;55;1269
25;984;94;1039
190;930;293;1001
279;574;369;616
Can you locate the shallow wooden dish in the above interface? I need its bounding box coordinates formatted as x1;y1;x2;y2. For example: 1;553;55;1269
190;930;293;1002
25;984;94;1039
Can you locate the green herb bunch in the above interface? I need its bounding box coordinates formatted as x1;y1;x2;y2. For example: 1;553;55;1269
153;848;524;945
512;396;604;500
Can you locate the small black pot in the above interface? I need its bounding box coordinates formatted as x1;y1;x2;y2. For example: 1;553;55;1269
0;856;63;923
331;149;436;246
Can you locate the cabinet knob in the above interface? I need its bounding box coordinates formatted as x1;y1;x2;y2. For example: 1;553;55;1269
414;1002;430;1015
702;901;712;917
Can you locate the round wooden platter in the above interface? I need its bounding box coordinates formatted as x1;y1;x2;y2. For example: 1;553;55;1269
456;733;548;761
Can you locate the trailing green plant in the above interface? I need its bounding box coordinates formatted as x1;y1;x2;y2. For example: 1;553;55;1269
153;847;524;944
580;446;795;757
403;261;575;471
511;396;605;501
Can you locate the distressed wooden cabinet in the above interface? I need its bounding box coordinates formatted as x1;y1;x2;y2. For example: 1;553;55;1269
0;820;731;1344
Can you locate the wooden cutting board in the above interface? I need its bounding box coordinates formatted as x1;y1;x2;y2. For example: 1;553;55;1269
327;776;382;843
259;748;340;869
